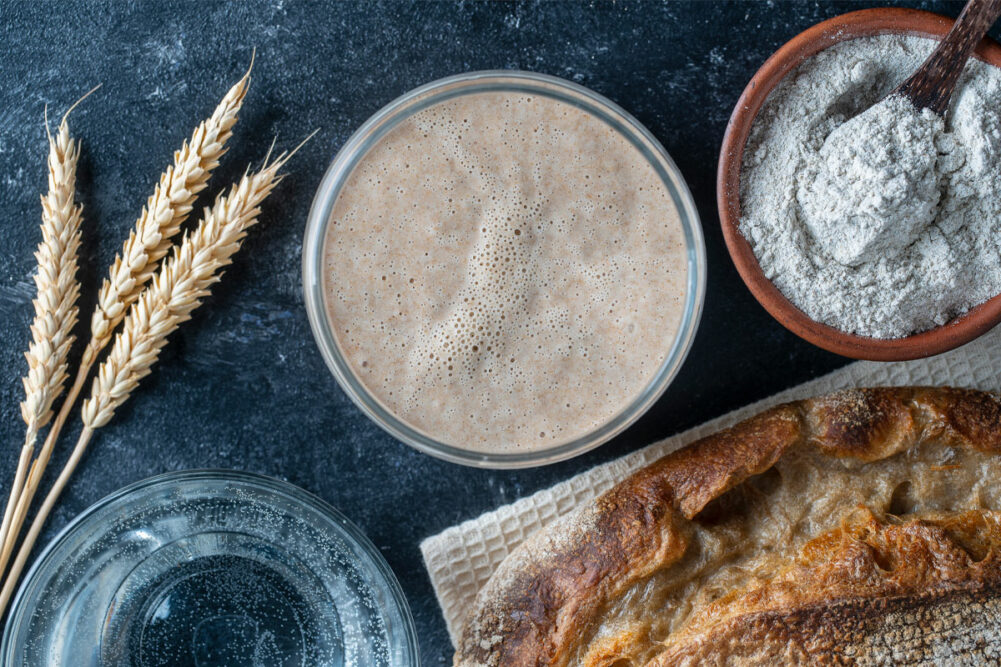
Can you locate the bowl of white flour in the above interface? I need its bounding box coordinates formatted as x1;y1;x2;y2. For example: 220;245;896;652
719;8;1001;360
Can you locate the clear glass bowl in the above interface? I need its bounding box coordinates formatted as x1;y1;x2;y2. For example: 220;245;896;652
303;70;706;468
2;470;419;666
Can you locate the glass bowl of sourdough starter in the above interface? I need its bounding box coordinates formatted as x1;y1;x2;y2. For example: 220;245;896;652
2;470;419;666
719;8;1001;361
303;71;705;468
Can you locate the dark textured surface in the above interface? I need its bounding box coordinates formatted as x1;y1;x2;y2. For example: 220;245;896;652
0;1;984;663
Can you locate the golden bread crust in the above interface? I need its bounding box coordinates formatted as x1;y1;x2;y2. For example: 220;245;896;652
455;387;1001;667
657;510;1001;665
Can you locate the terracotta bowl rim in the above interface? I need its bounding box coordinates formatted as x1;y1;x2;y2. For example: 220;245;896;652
718;7;1001;361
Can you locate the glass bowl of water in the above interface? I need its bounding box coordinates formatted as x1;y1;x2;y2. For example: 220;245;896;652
2;470;419;666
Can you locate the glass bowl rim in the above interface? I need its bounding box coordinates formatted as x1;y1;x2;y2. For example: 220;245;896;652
2;468;420;665
302;69;706;468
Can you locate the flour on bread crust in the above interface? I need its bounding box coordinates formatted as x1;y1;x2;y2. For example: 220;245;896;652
455;387;1001;666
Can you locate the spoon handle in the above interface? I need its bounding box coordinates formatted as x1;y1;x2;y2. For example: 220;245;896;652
893;0;1001;114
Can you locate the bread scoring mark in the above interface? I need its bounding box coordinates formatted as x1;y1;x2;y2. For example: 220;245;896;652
654;404;801;519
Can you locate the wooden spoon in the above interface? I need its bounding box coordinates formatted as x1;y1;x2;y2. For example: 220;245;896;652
893;0;1001;114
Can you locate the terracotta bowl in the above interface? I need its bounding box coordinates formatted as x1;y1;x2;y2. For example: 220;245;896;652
718;8;1001;361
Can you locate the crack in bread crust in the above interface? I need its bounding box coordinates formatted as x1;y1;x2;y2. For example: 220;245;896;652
454;387;1001;667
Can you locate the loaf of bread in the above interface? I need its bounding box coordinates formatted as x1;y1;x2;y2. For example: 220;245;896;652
455;387;1001;666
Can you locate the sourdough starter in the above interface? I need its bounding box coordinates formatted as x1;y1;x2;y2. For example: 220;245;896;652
322;91;687;452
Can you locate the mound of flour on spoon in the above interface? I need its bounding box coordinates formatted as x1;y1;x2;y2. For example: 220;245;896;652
740;34;1001;339
797;94;943;267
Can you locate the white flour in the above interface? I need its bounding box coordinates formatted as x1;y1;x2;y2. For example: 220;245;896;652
798;95;944;266
740;35;1001;339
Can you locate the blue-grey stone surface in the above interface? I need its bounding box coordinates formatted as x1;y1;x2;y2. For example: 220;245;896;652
0;0;987;663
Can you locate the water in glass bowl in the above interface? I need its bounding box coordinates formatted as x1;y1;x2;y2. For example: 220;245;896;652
3;471;418;666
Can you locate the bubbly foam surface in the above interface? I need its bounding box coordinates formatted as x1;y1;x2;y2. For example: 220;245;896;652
323;91;687;452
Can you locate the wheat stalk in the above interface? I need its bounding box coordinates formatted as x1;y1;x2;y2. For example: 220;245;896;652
0;64;255;570
0;142;305;614
85;154;287;427
0;97;90;563
86;60;253;364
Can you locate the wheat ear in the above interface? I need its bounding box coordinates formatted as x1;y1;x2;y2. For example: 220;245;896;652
0;141;305;615
5;64;255;557
0;98;88;562
87;59;253;364
84;154;289;428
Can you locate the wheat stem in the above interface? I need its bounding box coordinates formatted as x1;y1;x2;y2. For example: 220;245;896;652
0;431;36;554
0;427;93;616
0;104;86;577
0;368;88;576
